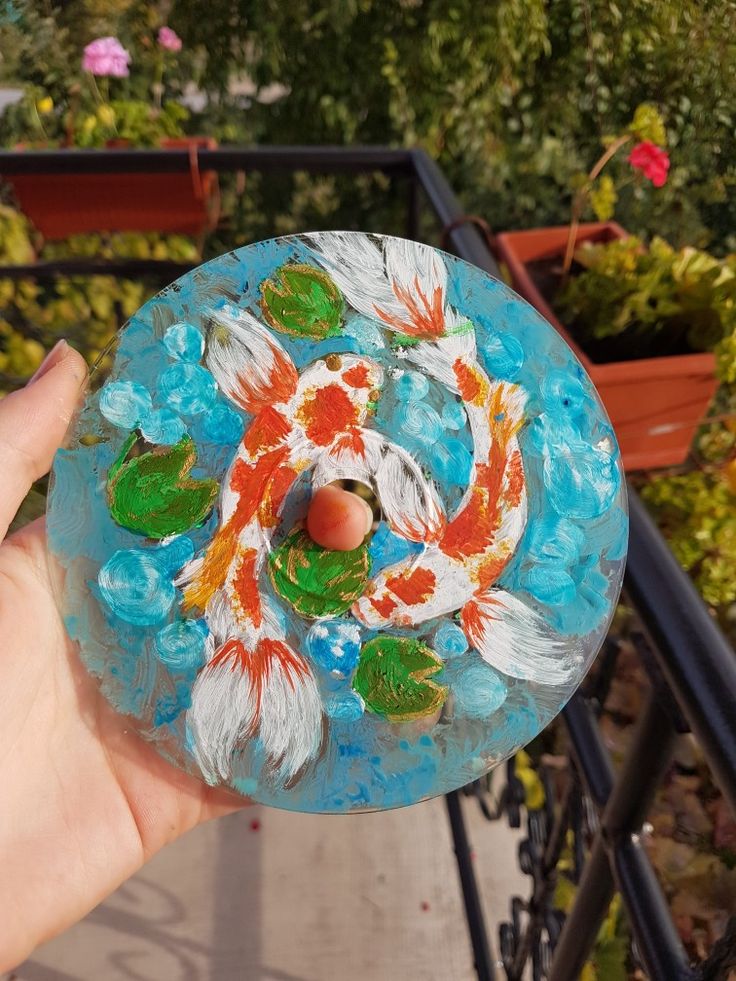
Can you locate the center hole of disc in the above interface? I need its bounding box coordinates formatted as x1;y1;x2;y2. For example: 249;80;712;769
333;479;381;528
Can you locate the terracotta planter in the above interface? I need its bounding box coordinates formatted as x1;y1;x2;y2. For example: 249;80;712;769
6;137;218;240
495;222;717;471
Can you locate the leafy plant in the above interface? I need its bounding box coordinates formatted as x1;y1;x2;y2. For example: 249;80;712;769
558;236;736;358
561;103;669;277
0;212;198;393
640;470;736;609
73;99;188;148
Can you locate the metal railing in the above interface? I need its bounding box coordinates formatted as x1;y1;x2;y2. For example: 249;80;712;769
2;145;735;980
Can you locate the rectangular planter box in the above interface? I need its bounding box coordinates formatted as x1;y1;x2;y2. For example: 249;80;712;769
6;137;218;240
495;222;718;471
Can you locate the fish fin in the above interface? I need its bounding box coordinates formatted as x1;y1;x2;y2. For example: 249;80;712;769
402;332;478;390
488;381;527;441
308;233;466;341
188;631;323;785
312;428;446;544
187;638;259;784
206;305;298;413
461;589;582;686
306;232;400;323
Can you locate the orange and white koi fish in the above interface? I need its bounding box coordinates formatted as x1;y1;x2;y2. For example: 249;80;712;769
178;304;440;785
310;233;582;685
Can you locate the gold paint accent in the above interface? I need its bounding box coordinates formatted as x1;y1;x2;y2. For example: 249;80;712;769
181;523;237;612
325;354;343;371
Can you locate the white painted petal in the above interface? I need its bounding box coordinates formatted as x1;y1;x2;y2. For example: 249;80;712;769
461;590;581;686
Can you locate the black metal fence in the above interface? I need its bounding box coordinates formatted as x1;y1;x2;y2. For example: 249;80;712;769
2;145;735;980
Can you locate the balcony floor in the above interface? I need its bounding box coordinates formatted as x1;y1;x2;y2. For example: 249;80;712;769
7;794;526;981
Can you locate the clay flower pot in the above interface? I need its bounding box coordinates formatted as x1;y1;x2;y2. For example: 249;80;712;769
7;136;218;240
495;222;717;471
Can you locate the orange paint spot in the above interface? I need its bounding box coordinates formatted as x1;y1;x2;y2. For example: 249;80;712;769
269;345;299;405
441;457;504;559
296;384;360;446
370;594;398;618
235;343;297;413
503;449;524;509
244;406;291;455
342;364;372;388
333;428;366;457
233;548;262;627
230;446;290;533
181;446;292;611
260;465;298;527
441;382;526;560
453;359;487;406
476;554;510;592
386;567;437;605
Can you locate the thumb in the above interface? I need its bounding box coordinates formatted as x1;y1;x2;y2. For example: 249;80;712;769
0;340;88;542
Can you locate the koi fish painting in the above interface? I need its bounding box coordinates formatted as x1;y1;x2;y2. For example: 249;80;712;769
47;233;628;813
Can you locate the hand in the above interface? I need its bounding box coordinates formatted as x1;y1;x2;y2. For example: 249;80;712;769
0;342;244;971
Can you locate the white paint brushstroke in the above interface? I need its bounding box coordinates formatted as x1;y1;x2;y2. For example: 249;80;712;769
188;594;324;785
401;330;477;389
308;233;467;338
256;645;324;782
205;303;296;412
188;644;259;785
461;590;581;686
306;232;401;323
311;427;446;543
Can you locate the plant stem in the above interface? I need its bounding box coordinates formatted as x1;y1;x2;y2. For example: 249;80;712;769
154;53;164;111
88;72;104;105
30;101;48;141
561;134;632;281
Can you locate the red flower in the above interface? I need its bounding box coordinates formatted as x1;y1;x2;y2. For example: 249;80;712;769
628;141;670;187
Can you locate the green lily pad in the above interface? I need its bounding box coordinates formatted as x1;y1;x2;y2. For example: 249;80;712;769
353;636;448;722
261;263;344;339
107;432;218;539
269;527;370;617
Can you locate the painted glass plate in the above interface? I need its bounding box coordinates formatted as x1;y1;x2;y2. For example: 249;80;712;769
47;232;627;813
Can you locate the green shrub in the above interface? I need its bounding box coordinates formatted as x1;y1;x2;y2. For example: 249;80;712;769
558;236;736;356
641;470;736;609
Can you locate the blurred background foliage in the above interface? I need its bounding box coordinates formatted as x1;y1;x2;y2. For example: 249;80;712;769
0;0;735;251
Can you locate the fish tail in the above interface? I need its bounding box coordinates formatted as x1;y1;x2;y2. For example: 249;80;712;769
461;589;581;686
188;632;323;786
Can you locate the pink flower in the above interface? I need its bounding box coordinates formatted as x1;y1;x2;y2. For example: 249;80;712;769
628;141;670;188
158;26;182;52
82;36;131;78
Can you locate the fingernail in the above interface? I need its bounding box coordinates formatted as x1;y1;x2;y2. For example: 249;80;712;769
360;497;375;535
29;339;67;385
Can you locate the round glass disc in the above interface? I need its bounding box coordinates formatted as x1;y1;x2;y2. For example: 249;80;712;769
47;232;627;813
